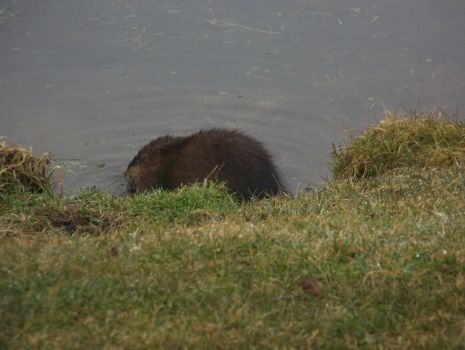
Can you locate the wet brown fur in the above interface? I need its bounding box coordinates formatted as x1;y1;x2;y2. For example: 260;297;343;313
125;129;286;199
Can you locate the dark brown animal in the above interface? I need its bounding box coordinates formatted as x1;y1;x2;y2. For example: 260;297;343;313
124;128;286;199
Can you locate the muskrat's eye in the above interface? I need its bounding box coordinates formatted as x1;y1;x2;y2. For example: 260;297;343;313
129;158;141;167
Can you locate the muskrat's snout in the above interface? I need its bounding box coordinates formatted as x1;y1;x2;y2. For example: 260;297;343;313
124;167;136;194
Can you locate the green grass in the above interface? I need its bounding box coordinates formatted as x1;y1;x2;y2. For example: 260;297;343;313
1;113;465;348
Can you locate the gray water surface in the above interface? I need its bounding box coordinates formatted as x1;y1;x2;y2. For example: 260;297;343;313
1;0;465;194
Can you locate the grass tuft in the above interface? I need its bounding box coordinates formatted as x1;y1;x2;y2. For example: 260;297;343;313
0;182;238;237
332;110;465;178
0;141;54;194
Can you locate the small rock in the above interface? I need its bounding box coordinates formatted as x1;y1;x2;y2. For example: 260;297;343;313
300;278;322;299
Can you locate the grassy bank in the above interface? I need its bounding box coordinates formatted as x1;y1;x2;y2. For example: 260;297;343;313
1;114;465;349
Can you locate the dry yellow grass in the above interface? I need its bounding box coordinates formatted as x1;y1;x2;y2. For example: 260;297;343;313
0;140;54;194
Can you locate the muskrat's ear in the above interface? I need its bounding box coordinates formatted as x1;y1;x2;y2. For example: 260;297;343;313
159;147;169;157
159;138;189;157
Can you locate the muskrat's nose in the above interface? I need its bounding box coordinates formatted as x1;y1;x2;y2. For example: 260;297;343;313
126;185;136;195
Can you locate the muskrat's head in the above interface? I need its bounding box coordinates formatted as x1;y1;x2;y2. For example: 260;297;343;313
124;154;163;194
124;136;187;194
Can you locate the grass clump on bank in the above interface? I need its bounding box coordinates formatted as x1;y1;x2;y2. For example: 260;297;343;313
0;141;54;194
332;110;465;178
1;112;465;349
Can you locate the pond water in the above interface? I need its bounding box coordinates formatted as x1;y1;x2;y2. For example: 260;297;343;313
1;0;465;194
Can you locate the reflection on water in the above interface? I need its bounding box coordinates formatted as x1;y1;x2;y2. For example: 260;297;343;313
1;0;464;194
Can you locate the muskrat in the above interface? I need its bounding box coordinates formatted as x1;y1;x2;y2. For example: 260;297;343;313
125;128;286;199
